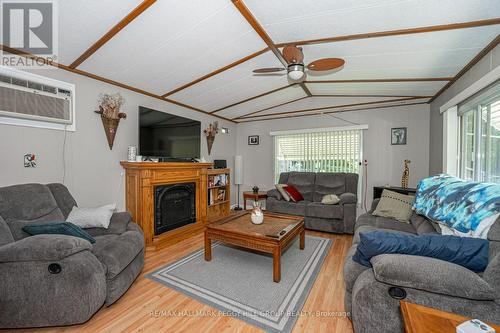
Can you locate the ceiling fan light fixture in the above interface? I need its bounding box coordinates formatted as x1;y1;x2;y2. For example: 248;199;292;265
287;64;305;81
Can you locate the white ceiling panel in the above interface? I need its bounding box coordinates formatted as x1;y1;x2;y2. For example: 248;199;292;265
250;96;404;117
79;0;266;95
169;51;290;111
238;98;431;122
58;0;142;65
216;85;307;119
244;0;500;43
300;26;500;80
306;81;447;96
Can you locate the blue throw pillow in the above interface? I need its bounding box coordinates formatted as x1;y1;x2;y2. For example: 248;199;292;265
22;222;96;244
353;231;489;272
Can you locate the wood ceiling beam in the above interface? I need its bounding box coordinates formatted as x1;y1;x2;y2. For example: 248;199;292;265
429;33;500;103
161;18;499;102
1;45;235;123
231;0;312;97
305;78;453;83
161;47;269;98
231;0;287;67
277;18;500;47
69;0;157;69
239;97;427;119
233;96;309;119
236;102;429;123
312;94;433;98
210;84;296;114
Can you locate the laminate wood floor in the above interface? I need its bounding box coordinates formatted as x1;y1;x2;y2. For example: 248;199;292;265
5;230;354;333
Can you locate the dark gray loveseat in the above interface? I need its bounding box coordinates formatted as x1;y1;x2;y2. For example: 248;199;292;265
0;183;145;328
343;198;500;333
267;172;358;234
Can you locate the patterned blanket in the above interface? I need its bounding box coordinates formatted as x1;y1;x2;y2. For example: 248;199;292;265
413;174;500;238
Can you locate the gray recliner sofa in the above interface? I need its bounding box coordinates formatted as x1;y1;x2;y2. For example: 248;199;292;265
343;198;500;333
266;172;358;234
0;183;145;329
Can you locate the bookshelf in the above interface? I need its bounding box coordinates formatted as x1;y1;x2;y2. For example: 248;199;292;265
206;168;231;222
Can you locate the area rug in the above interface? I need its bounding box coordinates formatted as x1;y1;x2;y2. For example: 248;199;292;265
146;235;331;333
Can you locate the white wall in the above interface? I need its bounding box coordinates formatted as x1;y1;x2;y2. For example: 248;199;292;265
236;104;430;207
429;44;500;174
0;67;237;209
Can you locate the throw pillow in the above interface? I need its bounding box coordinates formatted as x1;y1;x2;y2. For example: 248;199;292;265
22;222;96;244
66;204;116;229
352;231;489;272
372;189;415;223
321;194;340;205
275;184;291;201
284;185;304;202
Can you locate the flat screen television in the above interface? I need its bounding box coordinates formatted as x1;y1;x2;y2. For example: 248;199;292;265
139;107;201;160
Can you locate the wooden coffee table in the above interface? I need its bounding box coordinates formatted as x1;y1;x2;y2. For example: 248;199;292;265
204;211;305;283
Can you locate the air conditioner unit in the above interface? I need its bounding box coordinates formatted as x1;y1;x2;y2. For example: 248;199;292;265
0;67;75;129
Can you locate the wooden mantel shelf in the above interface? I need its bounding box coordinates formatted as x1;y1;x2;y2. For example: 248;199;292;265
120;161;218;250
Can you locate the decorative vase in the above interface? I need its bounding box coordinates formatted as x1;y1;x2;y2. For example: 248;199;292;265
250;201;264;225
100;115;120;150
252;186;259;194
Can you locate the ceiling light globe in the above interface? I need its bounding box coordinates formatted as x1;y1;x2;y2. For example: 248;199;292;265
287;64;305;81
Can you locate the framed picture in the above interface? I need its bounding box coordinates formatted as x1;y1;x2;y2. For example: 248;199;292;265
248;135;260;145
391;127;407;145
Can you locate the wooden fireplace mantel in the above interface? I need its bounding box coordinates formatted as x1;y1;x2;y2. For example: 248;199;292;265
120;161;214;250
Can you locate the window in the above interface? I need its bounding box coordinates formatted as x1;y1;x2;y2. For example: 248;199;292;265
459;81;500;183
272;126;364;182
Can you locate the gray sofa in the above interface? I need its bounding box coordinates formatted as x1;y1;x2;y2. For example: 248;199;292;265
266;172;358;234
344;198;500;333
0;183;145;329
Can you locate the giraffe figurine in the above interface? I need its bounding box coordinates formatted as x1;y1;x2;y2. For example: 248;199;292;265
401;159;411;189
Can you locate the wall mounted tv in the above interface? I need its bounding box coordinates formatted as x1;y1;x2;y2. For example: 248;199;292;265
139;107;201;160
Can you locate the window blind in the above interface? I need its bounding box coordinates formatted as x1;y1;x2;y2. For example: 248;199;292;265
273;129;362;182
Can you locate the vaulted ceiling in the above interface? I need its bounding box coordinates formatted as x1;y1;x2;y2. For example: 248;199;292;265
4;0;500;123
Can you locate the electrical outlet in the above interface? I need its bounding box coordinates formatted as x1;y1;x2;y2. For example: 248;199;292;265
24;154;36;168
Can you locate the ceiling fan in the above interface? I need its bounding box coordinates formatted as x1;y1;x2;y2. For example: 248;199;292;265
253;45;345;82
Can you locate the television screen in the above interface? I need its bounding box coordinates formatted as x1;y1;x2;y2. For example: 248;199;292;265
139;107;201;159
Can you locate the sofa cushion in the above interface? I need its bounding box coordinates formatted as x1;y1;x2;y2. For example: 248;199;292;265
7;211;67;241
284;185;304;202
353;231;489;272
266;198;310;216
372;190;415;223
313;172;347;202
47;183;78;219
410;213;439;235
0;216;14;246
343;244;370;293
306;202;343;219
92;229;144;279
354;224;415;244
0;184;64;224
22;222;96;244
356;213;417;234
287;172;316;202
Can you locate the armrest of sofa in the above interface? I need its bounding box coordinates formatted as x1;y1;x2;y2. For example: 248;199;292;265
0;234;92;263
339;192;357;205
267;189;282;200
369;198;380;213
371;254;497;300
84;211;132;236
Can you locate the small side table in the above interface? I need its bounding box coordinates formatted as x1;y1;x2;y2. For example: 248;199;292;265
243;191;268;210
373;186;417;200
400;301;500;333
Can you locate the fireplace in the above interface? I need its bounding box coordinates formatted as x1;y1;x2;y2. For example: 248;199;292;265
154;183;196;235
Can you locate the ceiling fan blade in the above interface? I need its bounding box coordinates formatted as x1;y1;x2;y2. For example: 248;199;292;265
253;67;286;73
283;45;304;64
307;58;345;71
